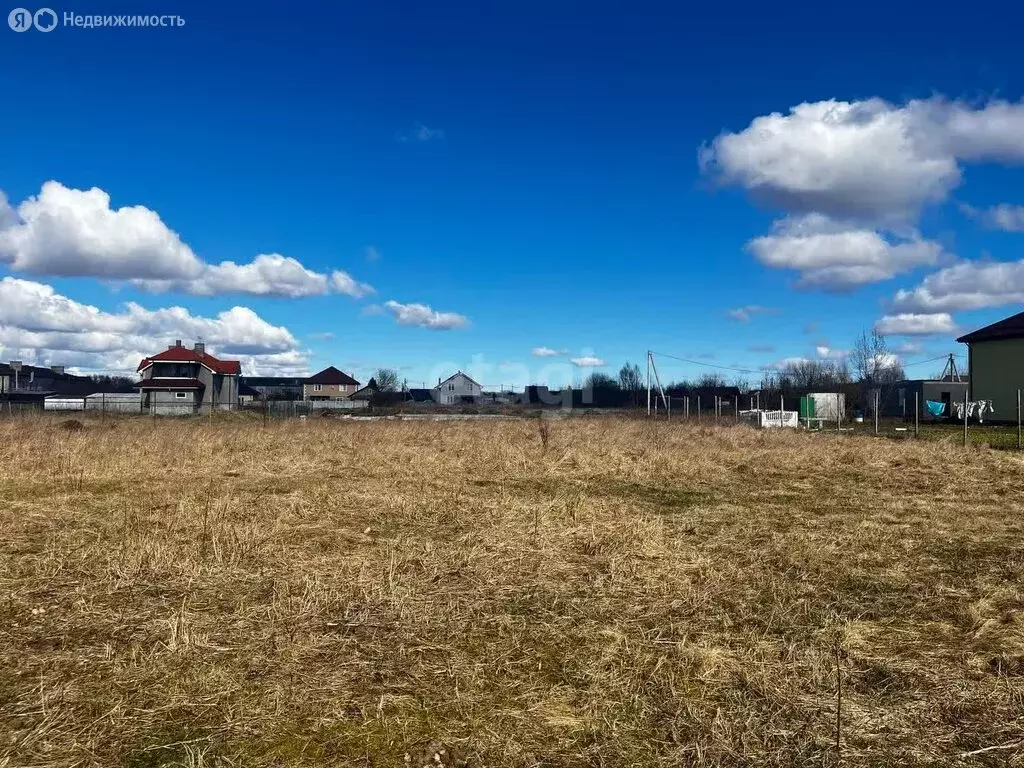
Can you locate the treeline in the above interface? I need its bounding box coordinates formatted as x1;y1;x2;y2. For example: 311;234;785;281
592;331;915;414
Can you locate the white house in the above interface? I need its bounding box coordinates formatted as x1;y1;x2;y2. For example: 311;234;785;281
433;371;482;404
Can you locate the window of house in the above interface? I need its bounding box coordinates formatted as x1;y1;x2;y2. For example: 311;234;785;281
313;384;322;392
175;392;187;399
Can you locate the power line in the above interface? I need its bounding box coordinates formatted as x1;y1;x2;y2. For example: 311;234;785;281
900;353;955;369
649;349;965;376
648;350;764;375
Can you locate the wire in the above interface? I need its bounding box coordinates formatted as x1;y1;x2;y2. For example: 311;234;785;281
649;350;965;376
647;350;764;375
900;354;955;368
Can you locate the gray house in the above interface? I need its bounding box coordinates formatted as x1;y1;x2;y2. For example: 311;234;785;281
136;341;240;415
958;311;1024;421
434;371;482;404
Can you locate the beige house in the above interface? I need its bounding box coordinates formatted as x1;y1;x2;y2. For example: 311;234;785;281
958;310;1024;421
303;366;361;400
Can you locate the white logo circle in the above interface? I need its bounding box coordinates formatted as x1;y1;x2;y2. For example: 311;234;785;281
8;7;33;31
33;7;56;31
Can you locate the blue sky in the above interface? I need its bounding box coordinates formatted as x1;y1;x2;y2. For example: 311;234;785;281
3;0;1024;387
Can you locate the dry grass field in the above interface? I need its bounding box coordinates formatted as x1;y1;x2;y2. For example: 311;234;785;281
2;415;1023;767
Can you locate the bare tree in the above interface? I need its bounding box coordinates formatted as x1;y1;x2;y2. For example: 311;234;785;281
618;362;643;392
374;368;399;392
698;372;728;388
850;330;899;385
584;372;619;390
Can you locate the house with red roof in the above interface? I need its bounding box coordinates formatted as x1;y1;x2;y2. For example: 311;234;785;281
135;340;241;414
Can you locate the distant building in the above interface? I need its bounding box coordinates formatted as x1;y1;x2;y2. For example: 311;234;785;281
958;311;1024;420
1;361;93;398
406;388;437;403
887;379;969;419
238;382;262;405
350;377;380;402
239;376;305;401
303;366;360;400
434;371;482;404
135;340;241;414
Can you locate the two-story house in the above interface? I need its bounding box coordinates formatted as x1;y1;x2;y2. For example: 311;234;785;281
303;366;360;400
136;341;241;414
434;371;482;404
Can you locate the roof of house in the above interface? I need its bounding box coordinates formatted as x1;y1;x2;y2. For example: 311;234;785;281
350;379;380;400
138;346;241;375
407;388;437;402
305;366;360;386
238;382;261;398
435;370;481;389
0;363;89;381
134;378;205;390
957;310;1024;344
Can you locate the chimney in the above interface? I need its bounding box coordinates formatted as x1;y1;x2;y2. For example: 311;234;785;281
438;377;441;386
50;365;65;376
194;342;206;354
169;339;182;350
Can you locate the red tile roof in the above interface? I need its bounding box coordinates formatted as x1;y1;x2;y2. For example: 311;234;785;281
138;347;241;375
305;366;360;386
134;378;205;390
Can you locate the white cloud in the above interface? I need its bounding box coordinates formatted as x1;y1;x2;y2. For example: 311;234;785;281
329;270;375;298
874;312;956;336
701;97;1024;225
893;260;1024;312
308;331;334;340
398;123;444;143
383;300;469;330
0;182;372;299
746;214;942;290
570;356;605;367
772;356;812;369
0;182;203;280
0;192;17;231
135;255;374;299
726;305;777;322
0;276;306;375
895;341;924;355
961;202;1024;232
365;246;381;262
875;352;902;370
815;345;849;359
531;346;566;357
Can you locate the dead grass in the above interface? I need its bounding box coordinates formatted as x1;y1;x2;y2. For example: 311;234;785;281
1;415;1023;766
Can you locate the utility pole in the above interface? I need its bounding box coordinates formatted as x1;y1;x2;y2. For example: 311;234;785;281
643;352;651;417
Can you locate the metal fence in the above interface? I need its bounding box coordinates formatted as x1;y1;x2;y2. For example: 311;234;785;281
1;397;373;419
